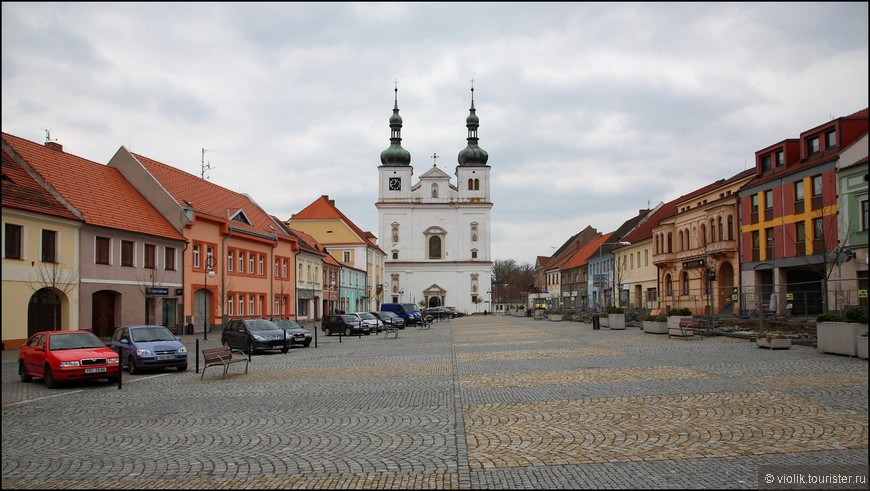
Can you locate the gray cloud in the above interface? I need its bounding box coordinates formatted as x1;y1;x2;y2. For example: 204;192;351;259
3;2;867;264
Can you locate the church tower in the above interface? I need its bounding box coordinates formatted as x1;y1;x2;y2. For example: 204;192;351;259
376;83;493;314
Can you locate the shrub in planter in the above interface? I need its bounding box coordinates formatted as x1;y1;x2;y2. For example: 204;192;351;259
844;306;868;324
607;306;624;314
643;315;667;322
668;308;692;316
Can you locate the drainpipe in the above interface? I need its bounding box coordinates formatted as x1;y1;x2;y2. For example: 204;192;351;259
294;248;301;322
220;223;233;325
270;232;278;319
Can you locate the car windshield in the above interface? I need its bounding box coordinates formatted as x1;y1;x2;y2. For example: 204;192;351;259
341;315;359;323
247;319;282;332
403;304;420;312
49;332;105;351
130;327;176;342
379;311;398;319
357;312;376;320
273;320;302;330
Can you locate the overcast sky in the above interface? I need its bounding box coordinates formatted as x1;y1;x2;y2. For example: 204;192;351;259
3;3;868;264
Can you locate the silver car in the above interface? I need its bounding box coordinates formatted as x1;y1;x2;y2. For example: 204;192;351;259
351;312;383;332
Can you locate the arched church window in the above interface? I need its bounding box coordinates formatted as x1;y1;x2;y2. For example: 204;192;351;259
429;236;442;259
468;179;474;190
392;225;399;243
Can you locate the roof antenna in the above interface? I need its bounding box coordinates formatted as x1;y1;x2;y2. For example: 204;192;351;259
201;148;215;180
42;128;54;143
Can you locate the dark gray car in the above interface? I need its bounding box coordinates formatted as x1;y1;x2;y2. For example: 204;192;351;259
221;318;290;353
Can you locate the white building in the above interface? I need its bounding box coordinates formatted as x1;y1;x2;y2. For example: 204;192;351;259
376;86;493;314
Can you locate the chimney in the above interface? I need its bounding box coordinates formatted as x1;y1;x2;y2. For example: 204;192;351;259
45;141;63;152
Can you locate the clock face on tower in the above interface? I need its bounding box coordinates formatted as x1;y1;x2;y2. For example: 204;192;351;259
389;177;401;191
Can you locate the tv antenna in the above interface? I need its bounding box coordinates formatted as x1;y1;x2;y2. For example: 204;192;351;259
42;128;55;143
201;148;215;180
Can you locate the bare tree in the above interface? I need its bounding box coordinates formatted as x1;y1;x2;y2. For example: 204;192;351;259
782;208;859;313
135;268;167;325
28;258;80;330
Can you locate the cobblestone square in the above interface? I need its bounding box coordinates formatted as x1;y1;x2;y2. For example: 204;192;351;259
3;315;867;489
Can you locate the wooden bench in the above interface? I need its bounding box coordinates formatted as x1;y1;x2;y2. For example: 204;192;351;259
669;317;702;340
200;346;249;380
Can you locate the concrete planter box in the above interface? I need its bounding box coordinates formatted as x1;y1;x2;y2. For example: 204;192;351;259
667;316;691;329
858;336;868;360
599;316;609;328
756;337;792;349
547;314;563;322
817;321;868;357
608;313;626;330
643;321;669;334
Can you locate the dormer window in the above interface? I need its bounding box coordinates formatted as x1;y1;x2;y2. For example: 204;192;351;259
825;129;836;149
808;136;820;154
761;155;771;172
775;150;784;167
230;209;251;225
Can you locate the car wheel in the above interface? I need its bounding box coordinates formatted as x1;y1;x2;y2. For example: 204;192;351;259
107;374;119;384
128;354;140;375
44;365;58;389
19;361;32;383
345;327;352;336
303;341;311;347
178;364;188;372
281;346;290;354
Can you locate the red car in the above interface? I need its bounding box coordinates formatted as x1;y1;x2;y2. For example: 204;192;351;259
19;330;121;388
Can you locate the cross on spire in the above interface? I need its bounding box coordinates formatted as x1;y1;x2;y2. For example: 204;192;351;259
431;152;439;166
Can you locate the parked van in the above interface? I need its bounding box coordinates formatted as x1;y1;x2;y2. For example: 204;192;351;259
380;303;422;326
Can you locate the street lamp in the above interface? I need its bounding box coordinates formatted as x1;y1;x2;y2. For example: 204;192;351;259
203;255;215;340
399;289;404;303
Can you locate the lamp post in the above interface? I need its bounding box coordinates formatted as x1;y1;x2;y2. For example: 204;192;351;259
486;289;491;315
203;255;215;340
399;289;404;303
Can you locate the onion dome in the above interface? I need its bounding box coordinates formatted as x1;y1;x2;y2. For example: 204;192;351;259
380;87;412;167
457;86;488;166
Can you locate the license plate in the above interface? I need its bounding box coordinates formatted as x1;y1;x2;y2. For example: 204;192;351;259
85;367;107;374
156;355;175;361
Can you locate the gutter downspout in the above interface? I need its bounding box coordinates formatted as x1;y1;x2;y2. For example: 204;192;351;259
294;248;301;322
221;224;233;326
270;233;278;319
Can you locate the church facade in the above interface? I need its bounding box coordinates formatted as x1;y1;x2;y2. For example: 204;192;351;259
376;86;493;314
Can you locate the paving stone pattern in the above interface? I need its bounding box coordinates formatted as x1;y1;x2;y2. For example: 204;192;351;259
2;315;867;489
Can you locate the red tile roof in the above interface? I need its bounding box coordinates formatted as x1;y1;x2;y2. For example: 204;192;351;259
291;195;382;251
562;233;614;269
132;153;288;239
2;149;80;221
3;133;184;240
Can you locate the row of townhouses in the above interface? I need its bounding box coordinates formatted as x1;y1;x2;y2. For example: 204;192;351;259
534;108;868;318
2;132;386;349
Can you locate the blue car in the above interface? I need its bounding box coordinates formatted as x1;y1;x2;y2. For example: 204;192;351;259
110;325;188;374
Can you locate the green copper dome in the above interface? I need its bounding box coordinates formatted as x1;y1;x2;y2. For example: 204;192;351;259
457;87;488;166
380;87;411;167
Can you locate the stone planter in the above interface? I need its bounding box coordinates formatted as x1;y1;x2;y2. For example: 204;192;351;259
756;337;792;350
599;316;609;328
547;314;563;322
643;321;669;334
858;336;868;360
667;316;691;329
608;313;626;330
817;321;869;357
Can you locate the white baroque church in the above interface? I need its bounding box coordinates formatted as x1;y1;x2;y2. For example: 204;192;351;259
376;86;493;314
